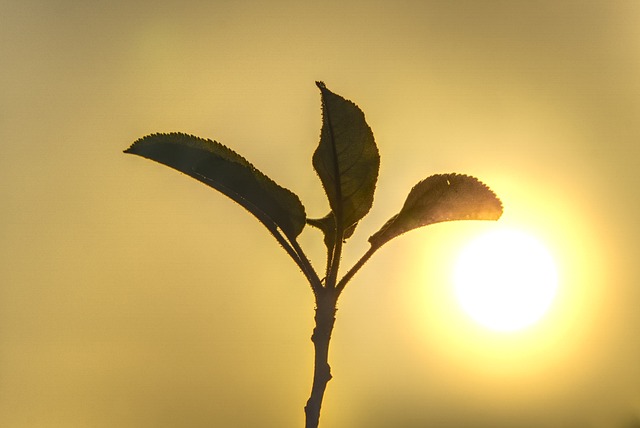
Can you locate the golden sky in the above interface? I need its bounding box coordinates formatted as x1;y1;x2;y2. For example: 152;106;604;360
2;0;639;427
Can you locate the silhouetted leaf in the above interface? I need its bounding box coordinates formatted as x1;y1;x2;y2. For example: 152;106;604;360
306;213;357;250
124;133;306;240
312;82;379;239
369;174;502;248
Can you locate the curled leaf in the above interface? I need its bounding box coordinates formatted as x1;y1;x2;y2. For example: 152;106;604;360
124;133;306;240
312;82;379;239
306;213;358;251
369;174;503;249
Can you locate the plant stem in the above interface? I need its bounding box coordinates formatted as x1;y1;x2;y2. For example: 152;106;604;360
304;288;338;428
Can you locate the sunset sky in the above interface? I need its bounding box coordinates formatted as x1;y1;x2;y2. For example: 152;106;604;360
2;1;640;427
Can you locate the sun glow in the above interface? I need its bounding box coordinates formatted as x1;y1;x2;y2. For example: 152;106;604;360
453;228;558;332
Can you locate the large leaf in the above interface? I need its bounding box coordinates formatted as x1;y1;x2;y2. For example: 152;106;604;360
369;174;503;248
124;132;306;240
312;82;379;238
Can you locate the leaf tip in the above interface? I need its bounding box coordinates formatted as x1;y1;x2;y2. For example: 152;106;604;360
123;141;140;155
123;134;160;155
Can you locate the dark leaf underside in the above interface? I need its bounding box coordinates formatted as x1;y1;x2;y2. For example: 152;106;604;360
124;133;306;240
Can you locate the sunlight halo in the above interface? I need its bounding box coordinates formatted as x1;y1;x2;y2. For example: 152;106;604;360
453;228;558;332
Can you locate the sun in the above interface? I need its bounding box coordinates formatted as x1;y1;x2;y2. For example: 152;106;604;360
452;228;558;332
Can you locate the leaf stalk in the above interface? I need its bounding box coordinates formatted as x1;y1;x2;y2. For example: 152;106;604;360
336;245;378;295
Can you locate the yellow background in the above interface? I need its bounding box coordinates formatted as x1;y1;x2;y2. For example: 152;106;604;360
1;1;639;426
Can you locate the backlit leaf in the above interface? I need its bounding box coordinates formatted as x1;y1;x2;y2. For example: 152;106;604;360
312;82;379;239
369;174;502;248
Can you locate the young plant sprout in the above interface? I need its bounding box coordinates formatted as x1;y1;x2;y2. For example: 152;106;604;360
124;82;503;428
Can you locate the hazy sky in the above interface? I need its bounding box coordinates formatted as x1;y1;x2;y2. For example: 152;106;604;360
2;0;640;427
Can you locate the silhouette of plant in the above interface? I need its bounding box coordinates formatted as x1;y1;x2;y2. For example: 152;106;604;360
124;82;503;428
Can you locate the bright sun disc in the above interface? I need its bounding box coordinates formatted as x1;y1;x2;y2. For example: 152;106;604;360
453;228;558;332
